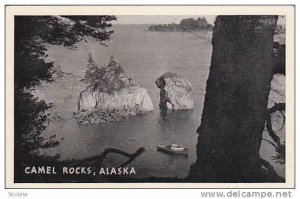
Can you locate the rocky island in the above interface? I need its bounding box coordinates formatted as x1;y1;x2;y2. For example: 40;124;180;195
148;17;213;32
74;55;153;124
155;73;193;110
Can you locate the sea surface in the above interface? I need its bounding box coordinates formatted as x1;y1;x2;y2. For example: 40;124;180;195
35;24;285;179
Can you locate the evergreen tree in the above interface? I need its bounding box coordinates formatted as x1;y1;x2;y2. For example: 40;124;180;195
14;16;116;182
81;55;125;93
188;16;282;182
105;56;124;75
81;53;100;85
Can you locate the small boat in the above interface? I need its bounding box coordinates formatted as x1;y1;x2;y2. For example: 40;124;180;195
157;143;188;156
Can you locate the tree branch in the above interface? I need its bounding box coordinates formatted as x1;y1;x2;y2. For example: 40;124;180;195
265;103;285;147
65;147;146;168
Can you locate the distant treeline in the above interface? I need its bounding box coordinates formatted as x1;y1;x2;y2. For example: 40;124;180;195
148;17;213;32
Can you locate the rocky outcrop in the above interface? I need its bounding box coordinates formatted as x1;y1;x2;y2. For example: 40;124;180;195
74;83;153;124
74;56;153;124
155;73;193;110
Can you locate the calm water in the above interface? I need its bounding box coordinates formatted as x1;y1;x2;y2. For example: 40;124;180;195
36;24;284;179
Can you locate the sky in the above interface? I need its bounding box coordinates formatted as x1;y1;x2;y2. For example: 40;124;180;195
113;15;285;25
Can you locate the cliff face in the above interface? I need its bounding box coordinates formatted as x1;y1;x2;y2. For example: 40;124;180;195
155;73;193;110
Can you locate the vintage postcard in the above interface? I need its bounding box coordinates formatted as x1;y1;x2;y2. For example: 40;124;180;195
5;5;295;188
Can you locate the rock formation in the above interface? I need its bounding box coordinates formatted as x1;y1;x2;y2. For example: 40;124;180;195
74;84;153;124
155;73;193;110
74;57;153;124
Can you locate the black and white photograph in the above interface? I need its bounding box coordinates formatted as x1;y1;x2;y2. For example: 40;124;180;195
5;5;295;188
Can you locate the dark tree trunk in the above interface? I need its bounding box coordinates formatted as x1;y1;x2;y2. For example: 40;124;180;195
188;16;283;182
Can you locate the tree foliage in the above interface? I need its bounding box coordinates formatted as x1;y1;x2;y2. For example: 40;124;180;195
15;16;116;89
81;55;125;93
14;16;116;181
180;17;210;30
81;52;101;86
